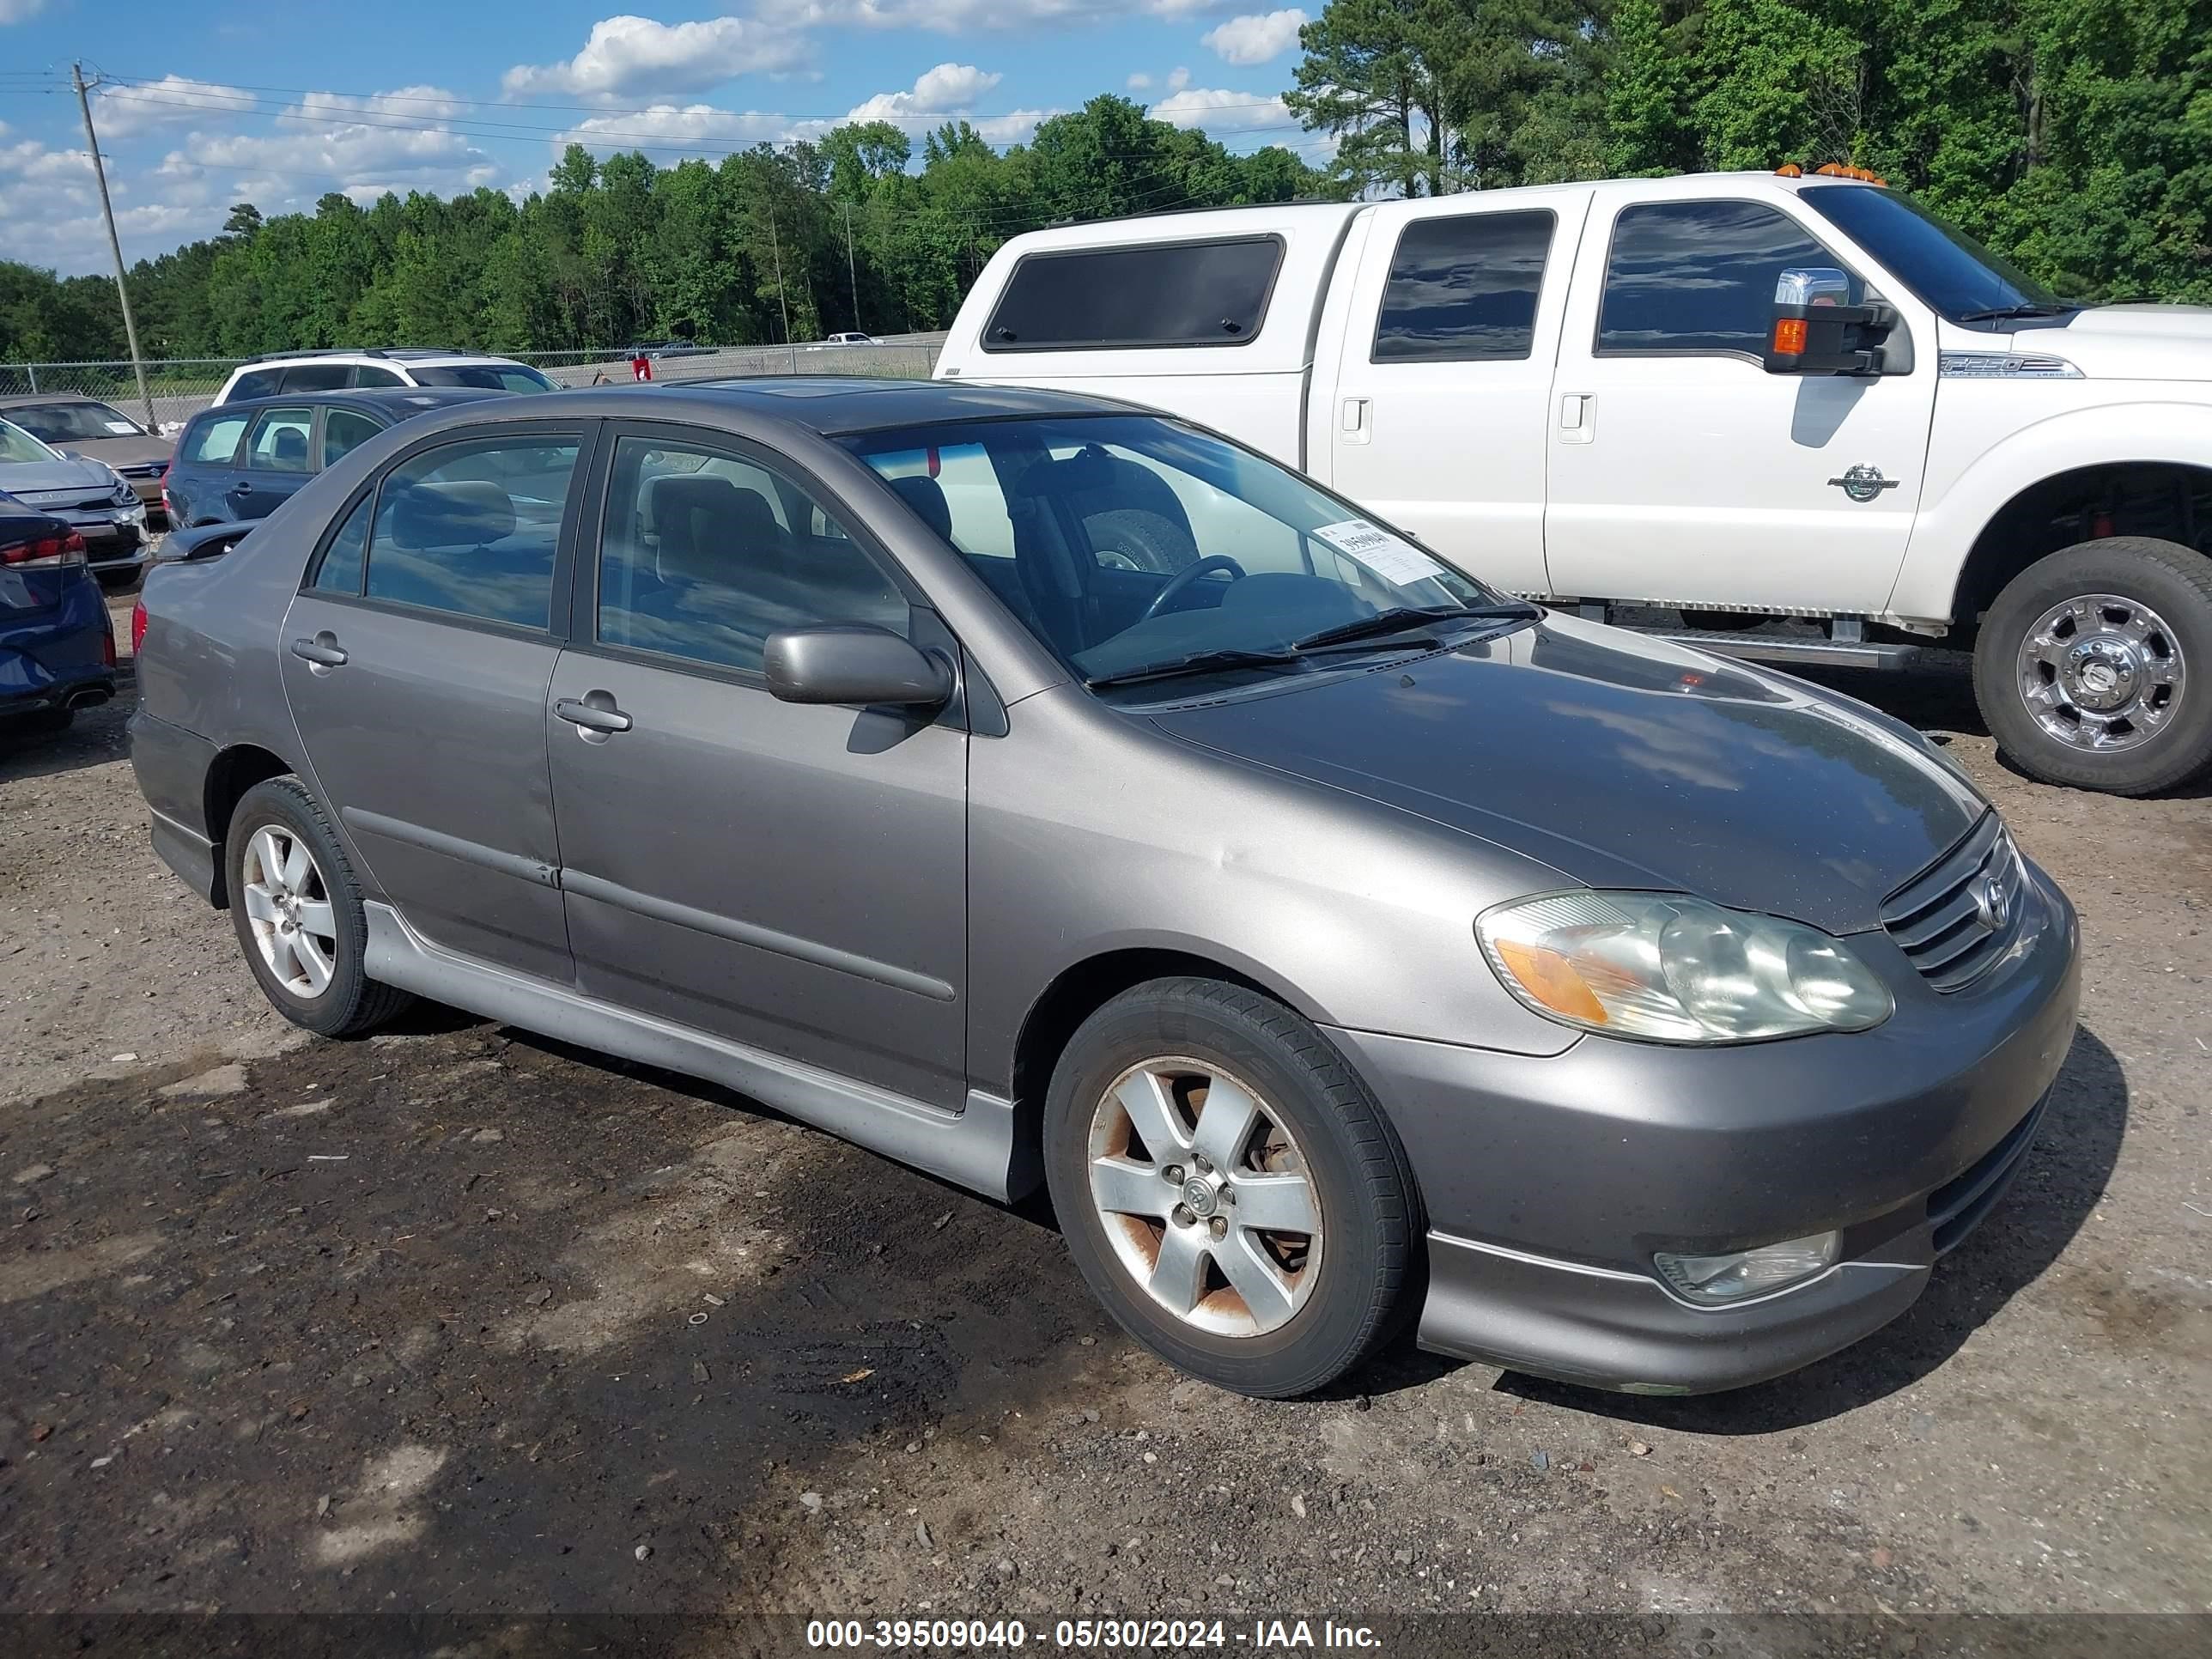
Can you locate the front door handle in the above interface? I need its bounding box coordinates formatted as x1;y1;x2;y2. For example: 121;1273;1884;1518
290;632;347;669
556;694;632;735
1559;393;1595;445
234;481;253;495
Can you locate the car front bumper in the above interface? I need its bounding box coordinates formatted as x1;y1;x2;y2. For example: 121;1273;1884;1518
1326;854;2081;1394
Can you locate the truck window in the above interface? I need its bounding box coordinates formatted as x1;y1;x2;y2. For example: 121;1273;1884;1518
1373;210;1554;363
981;236;1283;351
1596;200;1855;360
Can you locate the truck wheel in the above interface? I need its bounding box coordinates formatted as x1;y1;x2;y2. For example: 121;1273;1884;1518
1974;537;2212;795
1043;977;1419;1398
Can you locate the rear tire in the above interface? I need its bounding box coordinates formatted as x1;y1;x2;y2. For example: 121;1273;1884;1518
1043;977;1418;1398
226;776;412;1037
1974;537;2212;795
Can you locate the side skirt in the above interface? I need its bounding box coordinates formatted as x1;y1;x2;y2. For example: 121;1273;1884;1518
363;902;1036;1203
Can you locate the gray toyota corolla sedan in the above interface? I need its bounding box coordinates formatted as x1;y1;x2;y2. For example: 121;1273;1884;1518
129;380;2080;1399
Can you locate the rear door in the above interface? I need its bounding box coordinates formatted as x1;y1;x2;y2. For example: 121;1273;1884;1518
1320;192;1589;598
544;422;969;1108
227;404;316;520
278;420;588;982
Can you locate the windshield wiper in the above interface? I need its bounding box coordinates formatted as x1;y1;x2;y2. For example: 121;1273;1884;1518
1956;302;2075;323
1084;647;1304;690
1291;601;1541;653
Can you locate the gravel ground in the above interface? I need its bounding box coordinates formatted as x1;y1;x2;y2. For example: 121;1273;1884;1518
1;596;2208;1646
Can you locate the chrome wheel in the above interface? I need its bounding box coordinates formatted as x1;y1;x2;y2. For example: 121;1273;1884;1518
240;824;337;1000
2016;592;2186;752
1085;1058;1322;1338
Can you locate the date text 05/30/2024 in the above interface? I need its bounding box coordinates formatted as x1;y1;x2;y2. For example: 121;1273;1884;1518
805;1620;1382;1650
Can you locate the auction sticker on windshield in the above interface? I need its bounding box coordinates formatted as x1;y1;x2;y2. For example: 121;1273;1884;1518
1311;520;1449;587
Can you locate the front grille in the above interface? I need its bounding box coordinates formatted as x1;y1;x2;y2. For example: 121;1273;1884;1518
1880;815;2023;993
1929;1097;2046;1255
115;464;164;478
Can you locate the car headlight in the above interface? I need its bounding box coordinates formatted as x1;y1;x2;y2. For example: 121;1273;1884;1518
1476;891;1893;1043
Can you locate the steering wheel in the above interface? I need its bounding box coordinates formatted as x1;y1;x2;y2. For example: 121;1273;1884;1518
1140;555;1247;621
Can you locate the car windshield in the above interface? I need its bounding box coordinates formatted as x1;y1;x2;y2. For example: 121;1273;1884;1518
842;414;1525;700
408;363;559;393
0;419;60;465
1798;185;2067;325
7;401;142;442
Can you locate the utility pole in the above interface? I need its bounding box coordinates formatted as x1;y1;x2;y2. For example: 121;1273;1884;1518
766;212;793;345
71;63;156;434
842;201;861;334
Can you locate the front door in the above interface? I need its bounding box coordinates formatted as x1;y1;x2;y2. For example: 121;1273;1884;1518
1543;193;1939;614
1322;194;1589;598
544;426;969;1109
279;422;587;982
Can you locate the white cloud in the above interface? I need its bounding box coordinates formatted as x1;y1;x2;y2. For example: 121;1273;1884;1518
1126;72;1153;90
93;76;254;138
844;63;1002;124
0;0;49;22
1152;86;1293;134
556;104;799;153
504;15;810;100
1168;65;1192;91
757;0;1240;28
1201;9;1307;66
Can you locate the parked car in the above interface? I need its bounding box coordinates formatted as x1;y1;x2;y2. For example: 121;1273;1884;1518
0;394;172;518
1;489;115;735
0;416;150;590
939;169;2212;797
621;341;716;361
213;349;558;405
164;387;507;527
129;380;2078;1400
814;332;881;348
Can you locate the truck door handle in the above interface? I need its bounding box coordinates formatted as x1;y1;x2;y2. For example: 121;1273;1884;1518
1559;393;1595;444
1340;397;1371;444
556;694;632;735
290;632;347;669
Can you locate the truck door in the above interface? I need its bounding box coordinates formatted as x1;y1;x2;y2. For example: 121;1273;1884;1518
1542;191;1938;615
1321;192;1589;599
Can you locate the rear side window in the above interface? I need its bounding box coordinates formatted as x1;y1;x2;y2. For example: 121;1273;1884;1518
364;433;580;629
227;368;281;402
280;362;353;392
1373;210;1554;362
245;407;315;472
981;236;1283;351
183;415;249;465
1597;200;1852;357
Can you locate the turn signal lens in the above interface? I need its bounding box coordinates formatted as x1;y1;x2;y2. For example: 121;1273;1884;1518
1772;317;1808;356
1477;892;1893;1043
1655;1231;1840;1304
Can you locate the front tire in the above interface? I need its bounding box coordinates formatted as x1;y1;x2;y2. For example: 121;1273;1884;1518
1043;978;1418;1398
226;776;412;1037
1975;537;2212;795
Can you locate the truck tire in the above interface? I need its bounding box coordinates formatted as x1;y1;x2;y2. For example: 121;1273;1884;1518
1082;508;1198;574
1974;536;2212;795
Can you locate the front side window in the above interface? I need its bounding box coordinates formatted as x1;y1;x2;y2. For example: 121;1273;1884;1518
981;237;1283;351
594;435;907;674
846;415;1513;701
364;433;580;628
1374;210;1554;362
1598;200;1856;358
184;415;248;465
245;407;315;472
6;401;142;442
321;408;383;468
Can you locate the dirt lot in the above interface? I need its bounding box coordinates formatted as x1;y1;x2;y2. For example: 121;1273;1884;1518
2;597;2208;1649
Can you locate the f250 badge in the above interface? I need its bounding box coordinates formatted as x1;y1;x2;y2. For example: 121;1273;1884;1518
1829;464;1901;503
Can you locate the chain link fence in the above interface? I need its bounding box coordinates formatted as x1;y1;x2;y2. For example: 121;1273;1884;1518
0;336;945;434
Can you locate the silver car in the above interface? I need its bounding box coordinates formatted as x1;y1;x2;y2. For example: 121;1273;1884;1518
0;416;152;589
128;381;2080;1399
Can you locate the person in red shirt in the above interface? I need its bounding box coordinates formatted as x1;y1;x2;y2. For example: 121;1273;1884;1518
630;350;653;382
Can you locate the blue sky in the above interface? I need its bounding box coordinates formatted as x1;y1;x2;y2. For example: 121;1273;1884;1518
0;0;1325;275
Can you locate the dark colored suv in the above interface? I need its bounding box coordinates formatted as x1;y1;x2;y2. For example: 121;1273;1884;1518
163;388;503;527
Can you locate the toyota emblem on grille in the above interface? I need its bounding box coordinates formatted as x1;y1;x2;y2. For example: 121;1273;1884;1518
1969;871;2010;933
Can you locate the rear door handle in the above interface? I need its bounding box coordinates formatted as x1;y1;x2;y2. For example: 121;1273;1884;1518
556;695;632;734
290;633;347;668
233;481;253;495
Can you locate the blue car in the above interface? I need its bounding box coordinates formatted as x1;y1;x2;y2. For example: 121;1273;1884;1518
0;488;116;735
163;386;506;528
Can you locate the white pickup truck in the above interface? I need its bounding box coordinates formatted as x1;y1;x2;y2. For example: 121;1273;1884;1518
934;168;2212;796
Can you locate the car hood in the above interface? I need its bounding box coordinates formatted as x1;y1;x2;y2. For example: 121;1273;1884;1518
1146;615;1985;936
2026;304;2212;380
56;434;172;468
0;455;116;495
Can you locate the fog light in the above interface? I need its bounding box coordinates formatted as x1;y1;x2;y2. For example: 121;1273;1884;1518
1654;1231;1839;1305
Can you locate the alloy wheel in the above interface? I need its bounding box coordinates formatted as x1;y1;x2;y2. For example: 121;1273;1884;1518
240;824;338;1000
2015;592;2186;752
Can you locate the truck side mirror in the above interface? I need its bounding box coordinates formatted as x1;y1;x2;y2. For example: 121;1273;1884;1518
1765;267;1900;376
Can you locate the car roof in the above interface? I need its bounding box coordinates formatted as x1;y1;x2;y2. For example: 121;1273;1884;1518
232;348;528;367
0;392;122;409
191;386;513;423
477;377;1152;436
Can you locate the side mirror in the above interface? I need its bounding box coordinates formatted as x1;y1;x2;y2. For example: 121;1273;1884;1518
1764;266;1899;375
763;624;953;709
155;522;254;563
